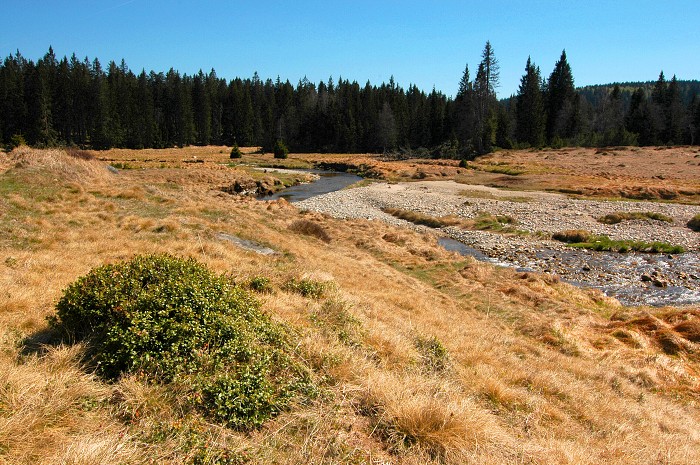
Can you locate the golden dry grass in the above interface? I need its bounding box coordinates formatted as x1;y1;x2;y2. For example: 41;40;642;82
1;147;700;464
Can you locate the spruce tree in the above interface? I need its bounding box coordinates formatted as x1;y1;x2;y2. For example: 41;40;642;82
626;88;654;146
545;50;577;143
666;75;687;144
515;57;545;147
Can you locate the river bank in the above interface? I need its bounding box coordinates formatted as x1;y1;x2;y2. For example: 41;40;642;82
295;180;700;306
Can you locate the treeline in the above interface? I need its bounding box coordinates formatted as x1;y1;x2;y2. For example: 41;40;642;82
507;51;700;148
0;47;451;153
1;45;699;155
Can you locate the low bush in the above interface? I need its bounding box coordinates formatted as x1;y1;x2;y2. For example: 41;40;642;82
289;219;331;243
284;277;329;299
8;134;26;149
247;275;273;293
50;254;312;429
688;214;700;232
273;139;289;159
229;144;242;159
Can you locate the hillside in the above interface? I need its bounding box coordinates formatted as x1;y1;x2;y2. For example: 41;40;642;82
1;146;699;464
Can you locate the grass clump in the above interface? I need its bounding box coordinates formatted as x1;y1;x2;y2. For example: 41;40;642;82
383;208;461;229
310;299;363;346
688;214;700;232
49;254;313;430
247;275;273;293
552;229;592;243
598;211;673;224
414;335;449;373
555;235;684;254
289;219;331;243
471;213;516;231
284;277;329;299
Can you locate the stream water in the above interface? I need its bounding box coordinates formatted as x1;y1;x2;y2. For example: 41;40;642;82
267;174;699;307
263;171;363;202
439;237;700;307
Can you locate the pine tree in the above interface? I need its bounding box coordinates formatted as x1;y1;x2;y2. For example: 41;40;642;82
0;51;28;144
454;63;475;151
666;75;687;144
480;41;500;97
473;43;500;154
691;94;700;145
650;71;668;142
515;57;545;147
626;88;654;146
545;50;577;143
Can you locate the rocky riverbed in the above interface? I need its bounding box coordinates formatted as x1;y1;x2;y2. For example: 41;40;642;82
296;180;700;306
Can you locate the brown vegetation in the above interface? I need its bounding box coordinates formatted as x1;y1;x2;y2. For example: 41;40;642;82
292;146;700;203
2;147;700;464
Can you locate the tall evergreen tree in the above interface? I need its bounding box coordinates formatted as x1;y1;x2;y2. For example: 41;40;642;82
545;50;577;142
666;75;687;144
454;63;475;151
515;57;545;147
625;87;656;145
473;42;500;154
650;71;668;143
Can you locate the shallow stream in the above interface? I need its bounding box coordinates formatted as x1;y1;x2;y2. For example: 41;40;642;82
268;173;699;307
263;170;363;202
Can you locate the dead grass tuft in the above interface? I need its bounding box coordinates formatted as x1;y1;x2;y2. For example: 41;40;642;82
383;208;462;228
8;147;115;185
674;320;700;342
288;219;331;243
552;229;592;243
357;373;503;460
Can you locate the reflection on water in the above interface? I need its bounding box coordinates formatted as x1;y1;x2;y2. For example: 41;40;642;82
263;171;363;203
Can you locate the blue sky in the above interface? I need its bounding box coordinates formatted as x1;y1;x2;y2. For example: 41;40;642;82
1;1;698;97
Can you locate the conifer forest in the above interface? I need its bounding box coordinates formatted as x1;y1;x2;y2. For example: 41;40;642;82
1;43;699;154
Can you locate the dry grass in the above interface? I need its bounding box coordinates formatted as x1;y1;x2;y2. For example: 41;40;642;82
383;207;462;228
2;147;700;464
598;211;674;224
288;218;332;243
289;146;700;203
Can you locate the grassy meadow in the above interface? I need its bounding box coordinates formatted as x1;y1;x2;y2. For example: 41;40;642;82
1;146;699;464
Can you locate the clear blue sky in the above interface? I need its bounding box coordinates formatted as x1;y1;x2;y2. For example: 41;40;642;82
1;0;698;98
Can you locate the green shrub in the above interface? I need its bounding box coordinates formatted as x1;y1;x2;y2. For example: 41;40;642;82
247;275;273;293
284;277;329;299
50;254;312;429
273;139;289;159
230;144;242;159
8;134;26;149
688;214;700;232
